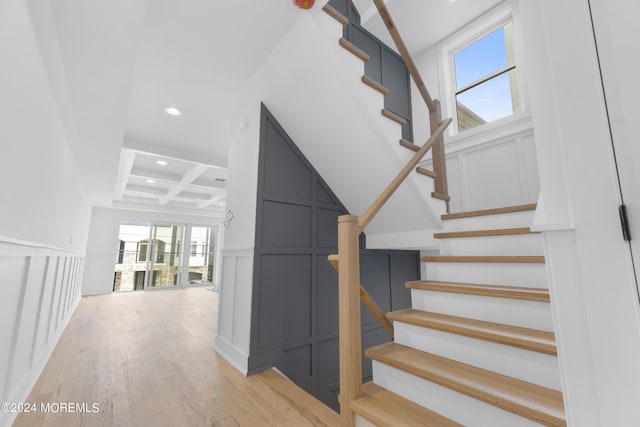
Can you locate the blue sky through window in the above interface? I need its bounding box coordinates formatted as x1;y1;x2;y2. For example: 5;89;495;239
457;72;513;122
454;27;507;89
453;24;515;125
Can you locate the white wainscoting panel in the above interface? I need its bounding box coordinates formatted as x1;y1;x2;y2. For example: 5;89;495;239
215;248;254;375
0;240;84;427
422;126;539;214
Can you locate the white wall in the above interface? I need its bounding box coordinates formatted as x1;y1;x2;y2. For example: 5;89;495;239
0;0;91;253
0;2;91;426
410;45;440;144
214;101;262;373
519;0;640;425
83;206;222;296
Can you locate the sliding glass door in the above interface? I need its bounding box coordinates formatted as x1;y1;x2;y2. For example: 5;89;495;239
146;224;184;289
185;226;216;286
114;221;218;292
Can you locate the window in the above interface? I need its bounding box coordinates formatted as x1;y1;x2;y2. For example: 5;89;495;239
441;5;522;134
137;239;165;263
137;241;148;263
117;240;125;264
114;222;218;292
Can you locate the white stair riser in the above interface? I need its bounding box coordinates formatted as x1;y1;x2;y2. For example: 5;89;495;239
394;322;561;390
418;174;436;194
424;262;547;288
437;233;544;256
443;211;535;232
411;289;554;331
372;362;544;427
355;415;377;427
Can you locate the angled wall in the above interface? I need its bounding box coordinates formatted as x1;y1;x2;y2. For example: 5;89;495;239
248;105;418;410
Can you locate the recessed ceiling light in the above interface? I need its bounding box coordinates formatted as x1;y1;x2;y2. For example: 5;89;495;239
156;160;168;166
163;106;182;116
146;179;156;184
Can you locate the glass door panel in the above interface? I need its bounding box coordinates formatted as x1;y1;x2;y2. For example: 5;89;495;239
147;224;184;288
186;226;216;285
114;222;153;292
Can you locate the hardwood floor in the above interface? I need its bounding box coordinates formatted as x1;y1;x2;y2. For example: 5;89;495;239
14;288;339;427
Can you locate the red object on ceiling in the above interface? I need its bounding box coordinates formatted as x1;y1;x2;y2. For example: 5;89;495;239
293;0;315;9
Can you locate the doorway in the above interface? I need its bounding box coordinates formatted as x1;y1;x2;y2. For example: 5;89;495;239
588;0;640;286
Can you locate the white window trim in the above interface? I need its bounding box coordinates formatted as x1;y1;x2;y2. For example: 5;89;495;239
437;0;530;142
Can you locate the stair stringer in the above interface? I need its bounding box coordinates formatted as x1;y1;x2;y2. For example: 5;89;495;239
232;9;445;235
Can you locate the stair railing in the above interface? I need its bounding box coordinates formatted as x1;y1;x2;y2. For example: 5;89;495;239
328;2;452;425
372;0;450;204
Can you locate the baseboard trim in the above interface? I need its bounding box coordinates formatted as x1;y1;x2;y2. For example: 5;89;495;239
214;335;249;375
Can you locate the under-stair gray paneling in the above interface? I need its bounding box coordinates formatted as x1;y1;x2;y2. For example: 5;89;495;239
331;0;414;142
249;104;419;411
352;26;383;83
330;0;361;29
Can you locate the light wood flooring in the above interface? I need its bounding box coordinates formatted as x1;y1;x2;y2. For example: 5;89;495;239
14;288;339;427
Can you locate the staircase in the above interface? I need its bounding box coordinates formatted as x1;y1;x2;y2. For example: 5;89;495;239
355;203;566;426
315;2;566;425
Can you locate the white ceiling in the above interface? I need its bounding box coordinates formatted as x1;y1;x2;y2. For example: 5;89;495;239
45;0;503;217
354;0;504;56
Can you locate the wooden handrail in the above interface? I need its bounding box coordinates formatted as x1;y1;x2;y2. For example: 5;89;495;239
332;3;455;425
370;0;450;204
372;0;435;113
328;254;395;338
358;118;452;230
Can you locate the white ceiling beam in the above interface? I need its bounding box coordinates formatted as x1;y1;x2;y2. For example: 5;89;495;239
129;167;182;183
123;136;227;169
112;200;226;220
196;193;227;209
114;150;137;200
158;164;208;205
124;185;168;196
190;180;227;190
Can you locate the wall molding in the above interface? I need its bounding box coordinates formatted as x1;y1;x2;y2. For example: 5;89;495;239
420;124;538;213
442;112;534;155
0;254;84;427
0;235;84;257
214;335;249;375
215;250;254;376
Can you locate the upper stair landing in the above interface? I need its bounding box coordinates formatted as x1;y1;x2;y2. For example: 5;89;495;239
233;5;446;235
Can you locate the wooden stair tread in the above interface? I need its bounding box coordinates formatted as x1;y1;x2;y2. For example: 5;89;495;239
352;383;463;427
406;280;550;302
366;343;566;426
421;255;545;264
361;75;389;95
322;4;348;27
399;138;419;152
339;38;369;62
442;203;537;220
434;227;535;239
416;167;436;179
431;191;450;201
381;108;408;125
388;309;556;355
